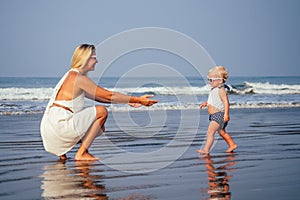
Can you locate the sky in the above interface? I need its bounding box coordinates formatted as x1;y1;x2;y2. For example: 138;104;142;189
0;0;299;77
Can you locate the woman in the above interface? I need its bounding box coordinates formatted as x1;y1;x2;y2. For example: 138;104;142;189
40;44;157;161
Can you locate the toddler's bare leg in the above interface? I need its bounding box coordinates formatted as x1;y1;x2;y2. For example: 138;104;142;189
218;129;237;152
197;121;220;154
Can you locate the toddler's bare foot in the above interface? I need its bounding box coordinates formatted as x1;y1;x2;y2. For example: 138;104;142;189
226;144;238;153
75;151;100;161
197;149;209;154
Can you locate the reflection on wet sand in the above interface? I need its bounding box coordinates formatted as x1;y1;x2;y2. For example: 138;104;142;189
200;154;237;200
40;160;108;199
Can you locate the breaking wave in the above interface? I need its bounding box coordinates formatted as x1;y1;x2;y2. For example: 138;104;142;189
0;80;299;115
1;81;300;101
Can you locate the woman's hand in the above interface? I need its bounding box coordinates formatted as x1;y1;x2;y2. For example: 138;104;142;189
139;94;158;106
128;102;142;108
129;94;158;107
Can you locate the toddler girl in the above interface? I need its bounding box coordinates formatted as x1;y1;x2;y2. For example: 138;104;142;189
197;66;237;154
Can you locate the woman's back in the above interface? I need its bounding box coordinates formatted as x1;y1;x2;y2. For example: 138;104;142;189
55;70;83;101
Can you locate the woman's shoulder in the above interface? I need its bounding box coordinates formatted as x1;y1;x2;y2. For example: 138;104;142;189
67;70;89;81
68;70;80;77
63;70;90;87
63;71;79;84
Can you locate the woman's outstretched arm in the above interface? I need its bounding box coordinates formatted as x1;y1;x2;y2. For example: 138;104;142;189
77;74;158;106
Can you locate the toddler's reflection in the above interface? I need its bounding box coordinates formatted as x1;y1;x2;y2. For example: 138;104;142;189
200;154;237;200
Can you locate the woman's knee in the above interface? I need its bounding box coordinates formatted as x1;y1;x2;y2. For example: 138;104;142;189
95;106;108;119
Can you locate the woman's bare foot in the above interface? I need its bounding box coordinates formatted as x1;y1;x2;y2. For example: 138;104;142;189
226;144;238;153
59;154;68;160
197;149;209;154
75;151;100;161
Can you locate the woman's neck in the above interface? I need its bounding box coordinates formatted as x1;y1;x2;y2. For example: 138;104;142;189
71;68;88;76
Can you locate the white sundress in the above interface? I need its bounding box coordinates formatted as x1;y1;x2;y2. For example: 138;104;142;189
40;69;97;156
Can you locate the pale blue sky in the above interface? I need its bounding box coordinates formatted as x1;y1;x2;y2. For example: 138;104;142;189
0;0;299;77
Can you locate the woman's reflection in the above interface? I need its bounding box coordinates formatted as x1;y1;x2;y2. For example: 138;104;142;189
40;160;108;199
200;154;237;200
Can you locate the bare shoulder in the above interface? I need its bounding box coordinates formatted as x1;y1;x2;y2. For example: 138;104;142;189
67;71;89;82
74;73;97;90
63;71;94;88
68;70;79;77
65;70;79;82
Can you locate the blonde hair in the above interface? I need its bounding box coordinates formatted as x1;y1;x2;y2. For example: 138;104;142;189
209;65;228;83
70;44;95;70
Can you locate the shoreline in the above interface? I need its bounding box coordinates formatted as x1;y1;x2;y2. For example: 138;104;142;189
1;103;300;116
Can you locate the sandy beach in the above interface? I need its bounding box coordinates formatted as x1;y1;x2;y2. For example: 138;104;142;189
0;107;300;199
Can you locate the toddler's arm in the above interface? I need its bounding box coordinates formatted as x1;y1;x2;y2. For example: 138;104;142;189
200;101;208;109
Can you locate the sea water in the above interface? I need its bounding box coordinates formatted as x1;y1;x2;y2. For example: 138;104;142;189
0;76;299;115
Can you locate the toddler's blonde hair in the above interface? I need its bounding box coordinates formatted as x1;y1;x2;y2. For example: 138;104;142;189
209;66;228;83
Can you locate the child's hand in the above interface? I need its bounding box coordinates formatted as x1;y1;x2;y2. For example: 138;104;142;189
200;102;208;109
224;114;230;122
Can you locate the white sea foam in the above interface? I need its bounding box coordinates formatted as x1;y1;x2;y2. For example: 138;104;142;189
0;80;300;115
1;81;299;101
0;86;210;100
0;87;53;100
110;86;210;95
243;82;300;94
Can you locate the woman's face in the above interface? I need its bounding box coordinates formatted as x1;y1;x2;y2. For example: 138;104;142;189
85;51;98;71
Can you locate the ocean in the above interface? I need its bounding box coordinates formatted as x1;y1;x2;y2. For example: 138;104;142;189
0;75;299;115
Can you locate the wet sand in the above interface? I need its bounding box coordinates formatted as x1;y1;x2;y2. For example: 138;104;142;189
0;108;300;199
